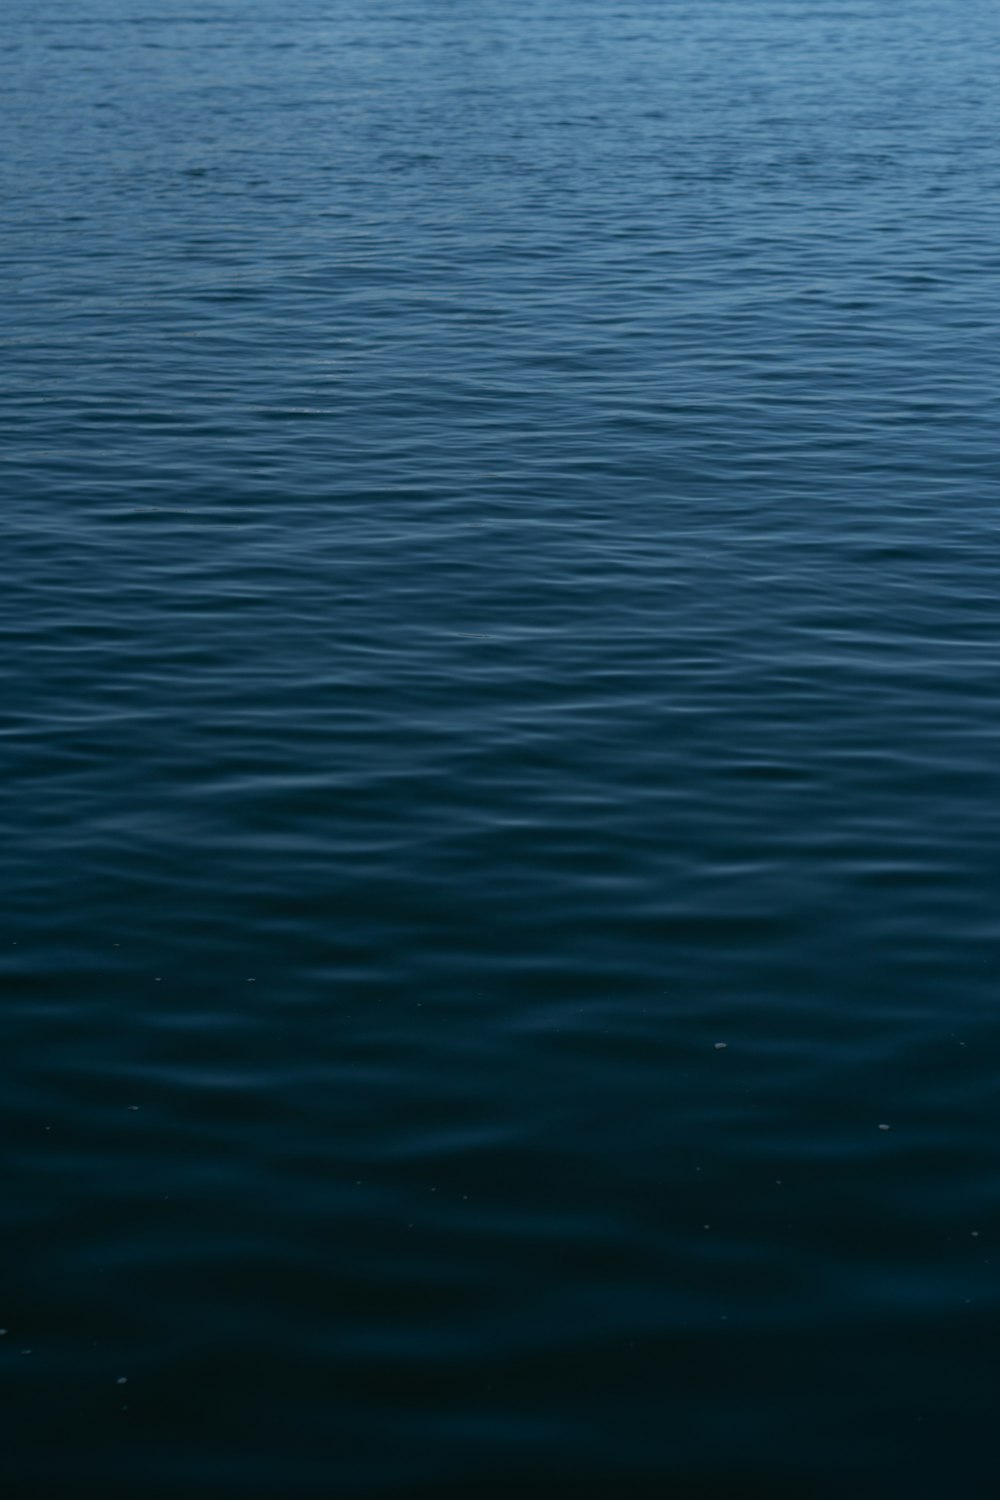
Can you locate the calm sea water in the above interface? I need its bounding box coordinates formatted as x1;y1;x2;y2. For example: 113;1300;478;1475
4;0;1000;1493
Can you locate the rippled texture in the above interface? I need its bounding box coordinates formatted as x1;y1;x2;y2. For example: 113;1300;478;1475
3;1;1000;1494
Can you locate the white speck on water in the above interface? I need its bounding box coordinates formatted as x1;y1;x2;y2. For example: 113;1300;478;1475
972;1231;980;1237
20;1350;31;1355
127;1106;139;1112
703;1224;710;1229
878;1123;891;1131
714;1042;727;1050
0;1329;7;1336
117;1377;127;1385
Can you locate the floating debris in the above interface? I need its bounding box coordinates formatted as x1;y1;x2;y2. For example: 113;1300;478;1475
878;1123;891;1131
714;1042;727;1051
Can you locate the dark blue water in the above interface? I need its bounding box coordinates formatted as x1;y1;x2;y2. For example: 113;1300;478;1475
4;1;1000;1493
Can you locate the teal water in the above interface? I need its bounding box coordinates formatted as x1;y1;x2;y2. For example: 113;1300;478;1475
3;1;1000;1494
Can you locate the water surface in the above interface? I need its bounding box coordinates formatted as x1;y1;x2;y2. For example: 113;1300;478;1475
3;1;1000;1494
